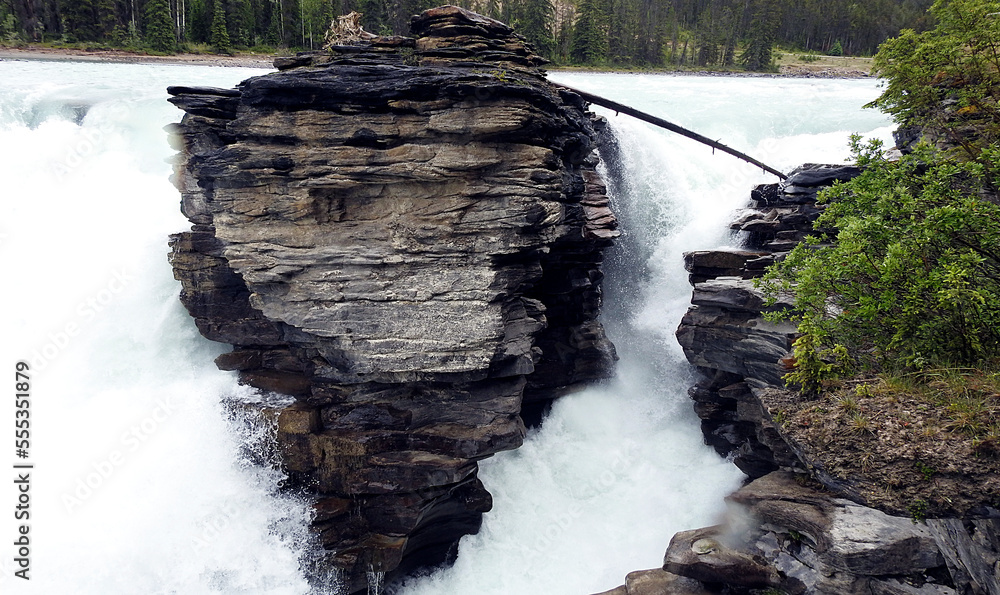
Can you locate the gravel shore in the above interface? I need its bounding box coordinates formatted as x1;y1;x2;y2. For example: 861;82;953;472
0;46;277;68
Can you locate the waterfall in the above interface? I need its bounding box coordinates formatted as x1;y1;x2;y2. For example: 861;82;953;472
0;61;892;595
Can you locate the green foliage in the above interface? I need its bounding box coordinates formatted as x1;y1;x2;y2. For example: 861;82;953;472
61;0;116;42
914;460;936;480
1;12;21;43
0;0;937;63
185;0;212;44
570;0;610;64
741;0;780;71
760;137;1000;377
265;0;282;45
111;22;142;49
782;320;852;394
691;3;732;67
144;0;177;53
828;38;843;55
358;0;387;36
908;498;929;522
228;0;254;47
870;0;1000;152
210;0;231;52
508;0;556;58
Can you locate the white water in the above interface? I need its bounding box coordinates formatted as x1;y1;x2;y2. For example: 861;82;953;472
0;62;892;595
0;60;327;594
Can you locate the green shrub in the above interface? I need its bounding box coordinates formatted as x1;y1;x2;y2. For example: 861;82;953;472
760;138;1000;376
870;0;1000;154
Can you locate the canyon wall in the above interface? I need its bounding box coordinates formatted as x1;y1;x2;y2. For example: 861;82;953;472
166;7;617;592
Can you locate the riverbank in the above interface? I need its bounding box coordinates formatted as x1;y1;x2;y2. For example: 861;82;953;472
0;45;873;77
0;46;276;68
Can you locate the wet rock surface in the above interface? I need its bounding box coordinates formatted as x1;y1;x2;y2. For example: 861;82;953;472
599;473;993;595
166;6;617;592
703;473;956;595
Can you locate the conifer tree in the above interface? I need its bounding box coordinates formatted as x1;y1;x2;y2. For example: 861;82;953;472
62;0;102;41
519;0;555;58
229;0;252;46
210;0;231;51
359;0;388;34
740;0;779;71
95;0;117;39
607;0;639;63
266;0;282;45
570;0;608;64
144;0;177;52
184;0;211;43
693;5;720;66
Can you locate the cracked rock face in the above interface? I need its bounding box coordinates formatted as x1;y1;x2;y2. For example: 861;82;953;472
166;6;617;593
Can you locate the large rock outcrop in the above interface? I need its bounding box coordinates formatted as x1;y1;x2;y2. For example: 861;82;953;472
166;6;617;592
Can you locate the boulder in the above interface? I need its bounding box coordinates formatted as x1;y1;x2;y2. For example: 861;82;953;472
654;473;958;595
592;568;714;595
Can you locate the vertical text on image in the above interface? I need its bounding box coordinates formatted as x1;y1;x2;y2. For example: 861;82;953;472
13;361;32;580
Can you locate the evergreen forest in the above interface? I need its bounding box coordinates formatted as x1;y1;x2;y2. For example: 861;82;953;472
1;0;934;68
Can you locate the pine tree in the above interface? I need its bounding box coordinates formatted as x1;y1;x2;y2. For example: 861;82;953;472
282;0;301;45
95;0;117;39
62;0;101;41
740;0;779;71
186;0;212;43
144;0;177;51
570;0;608;64
693;6;720;67
607;0;639;64
1;11;20;42
397;0;437;34
519;0;555;58
266;0;282;45
228;0;252;46
210;0;231;51
358;0;388;34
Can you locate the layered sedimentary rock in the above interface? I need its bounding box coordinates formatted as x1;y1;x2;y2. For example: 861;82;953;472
676;164;856;477
166;6;617;592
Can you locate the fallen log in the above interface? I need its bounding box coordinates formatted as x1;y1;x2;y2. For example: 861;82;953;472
556;83;789;180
